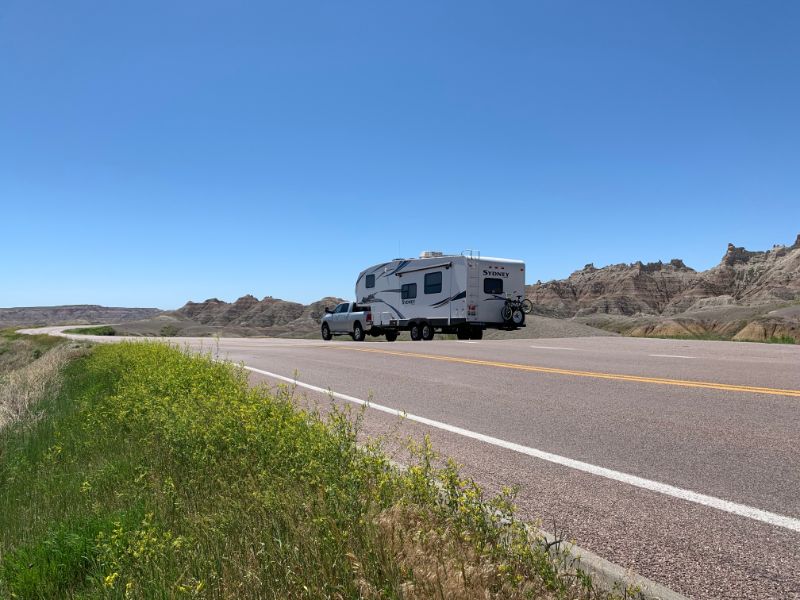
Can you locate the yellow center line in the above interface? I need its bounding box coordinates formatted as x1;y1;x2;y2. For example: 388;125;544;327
333;346;800;398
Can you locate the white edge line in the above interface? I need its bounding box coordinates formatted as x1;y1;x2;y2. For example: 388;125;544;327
243;364;800;534
649;354;696;359
530;345;577;350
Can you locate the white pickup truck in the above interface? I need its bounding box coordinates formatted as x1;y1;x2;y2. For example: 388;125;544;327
321;302;397;342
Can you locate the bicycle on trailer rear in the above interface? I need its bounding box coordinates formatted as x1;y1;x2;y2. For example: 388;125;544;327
500;295;533;326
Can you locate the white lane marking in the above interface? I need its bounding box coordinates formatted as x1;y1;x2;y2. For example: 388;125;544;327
530;345;576;350
649;354;696;359
457;341;478;344
244;364;800;534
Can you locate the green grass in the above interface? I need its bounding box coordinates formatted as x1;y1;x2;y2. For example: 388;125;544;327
628;332;797;344
628;332;731;342
63;325;117;336
1;342;627;599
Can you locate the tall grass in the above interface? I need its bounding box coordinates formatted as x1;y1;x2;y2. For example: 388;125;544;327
0;342;631;599
0;344;76;430
0;328;67;375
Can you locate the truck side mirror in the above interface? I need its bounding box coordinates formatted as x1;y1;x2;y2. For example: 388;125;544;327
324;307;332;314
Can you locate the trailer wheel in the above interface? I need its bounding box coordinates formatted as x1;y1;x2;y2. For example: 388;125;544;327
410;323;422;341
385;331;398;342
469;327;483;340
321;323;332;341
456;327;470;340
421;322;434;341
353;322;366;342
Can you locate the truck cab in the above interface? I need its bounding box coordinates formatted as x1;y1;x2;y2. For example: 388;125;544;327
320;302;377;341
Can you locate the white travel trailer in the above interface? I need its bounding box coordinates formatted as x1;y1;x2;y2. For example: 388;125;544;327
355;251;527;340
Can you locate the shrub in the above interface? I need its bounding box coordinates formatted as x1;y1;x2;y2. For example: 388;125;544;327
63;325;116;336
158;325;180;337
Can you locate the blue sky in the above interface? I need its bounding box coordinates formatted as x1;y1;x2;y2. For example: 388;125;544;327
2;1;799;308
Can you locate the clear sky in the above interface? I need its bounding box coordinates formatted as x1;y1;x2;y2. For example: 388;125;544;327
2;1;799;309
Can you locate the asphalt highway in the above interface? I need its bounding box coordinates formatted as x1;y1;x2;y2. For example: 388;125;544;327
26;328;800;599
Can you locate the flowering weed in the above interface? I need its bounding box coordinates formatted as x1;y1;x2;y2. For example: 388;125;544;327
0;342;631;599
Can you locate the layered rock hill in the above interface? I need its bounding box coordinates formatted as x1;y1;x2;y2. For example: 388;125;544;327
0;305;162;327
105;294;343;338
113;295;346;338
175;295;344;333
527;235;800;342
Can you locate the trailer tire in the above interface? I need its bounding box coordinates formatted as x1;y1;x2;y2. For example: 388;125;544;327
410;323;422;341
321;323;332;341
456;328;470;340
353;322;366;342
421;322;434;341
469;327;483;340
385;331;398;342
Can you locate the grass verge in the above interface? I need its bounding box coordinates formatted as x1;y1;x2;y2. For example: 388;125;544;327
627;332;796;344
764;335;797;345
1;342;637;599
0;328;67;375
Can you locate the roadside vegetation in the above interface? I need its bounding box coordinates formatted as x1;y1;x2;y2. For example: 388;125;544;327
0;329;84;430
764;335;798;344
1;339;638;599
0;328;66;375
627;332;796;345
63;325;117;336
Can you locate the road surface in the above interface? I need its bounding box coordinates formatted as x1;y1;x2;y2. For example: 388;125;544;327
25;328;800;599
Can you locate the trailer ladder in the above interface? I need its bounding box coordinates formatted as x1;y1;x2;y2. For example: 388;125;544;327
466;259;480;320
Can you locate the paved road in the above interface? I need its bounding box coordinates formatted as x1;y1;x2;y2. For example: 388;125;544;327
27;328;800;599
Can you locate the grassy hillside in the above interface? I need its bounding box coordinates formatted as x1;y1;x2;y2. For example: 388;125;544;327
1;341;635;599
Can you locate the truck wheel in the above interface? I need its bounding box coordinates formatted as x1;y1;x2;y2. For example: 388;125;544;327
410;323;422;341
511;309;525;326
321;323;332;341
421;322;434;341
385;331;398;342
469;327;483;340
456;327;470;340
353;322;366;342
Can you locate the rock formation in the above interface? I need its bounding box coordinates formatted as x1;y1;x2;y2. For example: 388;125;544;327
151;295;346;338
527;235;800;342
529;235;800;317
0;305;162;327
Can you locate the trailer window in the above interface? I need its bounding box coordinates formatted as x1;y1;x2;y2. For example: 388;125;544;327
424;271;442;294
484;278;503;294
401;283;417;299
365;274;375;288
